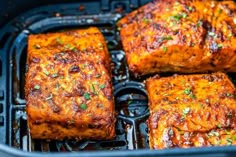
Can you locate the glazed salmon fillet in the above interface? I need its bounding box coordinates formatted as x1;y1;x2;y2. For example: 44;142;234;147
25;27;116;140
118;0;236;76
146;73;236;149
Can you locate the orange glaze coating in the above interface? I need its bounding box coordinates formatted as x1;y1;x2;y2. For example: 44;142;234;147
25;27;116;140
118;0;236;76
146;73;236;149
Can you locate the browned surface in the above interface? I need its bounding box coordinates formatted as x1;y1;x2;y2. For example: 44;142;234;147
146;73;236;149
25;27;116;140
118;0;236;76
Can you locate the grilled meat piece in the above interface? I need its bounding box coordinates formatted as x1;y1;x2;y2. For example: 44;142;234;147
146;72;236;149
118;0;236;76
25;27;116;140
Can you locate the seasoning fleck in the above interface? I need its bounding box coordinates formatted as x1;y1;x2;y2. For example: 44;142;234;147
80;103;87;110
184;88;191;95
208;131;219;137
183;107;190;115
95;74;101;78
227;138;232;145
217;140;221;145
91;84;97;95
34;85;40;90
188;6;193;11
33;44;41;49
55;83;60;89
232;135;236;141
70;119;75;123
98;104;104;108
208;32;215;36
217;44;223;48
43;70;49;76
163;46;168;52
196;20;203;27
216;124;221;128
100;84;105;89
56;37;63;44
84;92;90;100
142;18;151;24
45;93;53;101
52;73;58;78
162;36;173;41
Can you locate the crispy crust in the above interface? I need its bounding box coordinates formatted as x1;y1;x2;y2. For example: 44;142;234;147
25;27;116;140
118;0;236;76
146;72;236;149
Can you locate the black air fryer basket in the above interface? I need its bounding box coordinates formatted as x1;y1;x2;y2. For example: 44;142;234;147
0;0;236;156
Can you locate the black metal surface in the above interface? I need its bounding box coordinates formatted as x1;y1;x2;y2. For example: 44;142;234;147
0;0;236;157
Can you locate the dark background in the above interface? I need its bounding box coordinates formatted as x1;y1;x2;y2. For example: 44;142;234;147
0;0;103;28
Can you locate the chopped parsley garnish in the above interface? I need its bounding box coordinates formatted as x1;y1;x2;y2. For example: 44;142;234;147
45;93;53;101
217;140;221;145
34;85;40;90
52;73;58;78
217;44;223;48
65;44;70;49
55;83;60;89
227;138;232;145
182;13;187;18
91;84;97;95
70;46;75;50
226;93;234;97
170;13;187;21
183;87;196;99
208;32;215;36
142;18;152;24
174;2;179;5
98;43;103;47
43;70;49;76
188;6;193;11
232;135;236;141
97;104;104;108
228;113;233;118
84;92;90;100
184;88;191;95
196;20;203;27
183;107;190;115
95;74;101;78
162;36;173;41
82;63;87;68
190;94;196;99
80;103;87;110
56;37;63;44
99;84;105;89
218;9;222;14
33;44;41;49
163;46;168;52
67;119;74;124
216;124;221;128
208;131;219;137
